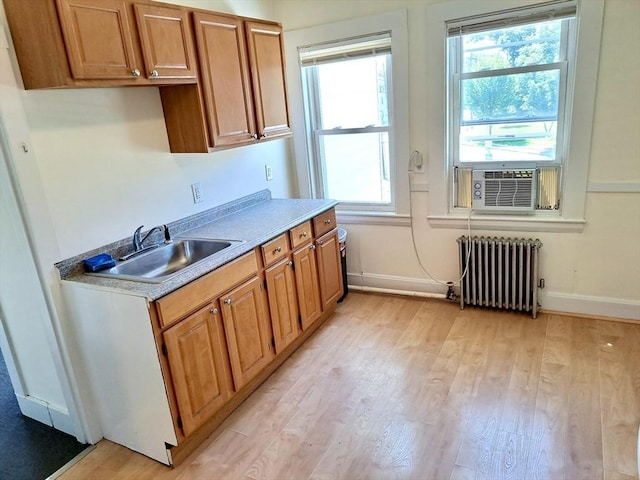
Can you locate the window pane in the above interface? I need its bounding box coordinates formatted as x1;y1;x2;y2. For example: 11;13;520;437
459;68;559;163
462;19;562;73
315;55;389;129
459;120;557;162
462;69;560;123
319;132;390;203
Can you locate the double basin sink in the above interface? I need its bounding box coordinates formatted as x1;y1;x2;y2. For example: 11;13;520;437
90;238;243;283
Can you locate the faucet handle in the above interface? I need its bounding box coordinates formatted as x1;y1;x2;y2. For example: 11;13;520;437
163;225;171;243
133;225;144;250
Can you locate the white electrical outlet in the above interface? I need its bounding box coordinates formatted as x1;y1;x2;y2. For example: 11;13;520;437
265;165;273;181
191;183;203;204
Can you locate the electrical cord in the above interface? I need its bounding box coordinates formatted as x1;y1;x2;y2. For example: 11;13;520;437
408;170;473;288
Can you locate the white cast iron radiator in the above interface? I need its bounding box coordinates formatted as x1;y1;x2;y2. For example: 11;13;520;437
457;236;543;318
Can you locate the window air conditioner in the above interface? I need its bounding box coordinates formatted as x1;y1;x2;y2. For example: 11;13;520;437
472;169;536;213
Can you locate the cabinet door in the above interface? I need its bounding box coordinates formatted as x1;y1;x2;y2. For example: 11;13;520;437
134;4;197;80
292;244;322;331
163;303;233;437
245;21;291;140
265;257;300;353
56;0;139;80
316;229;343;311
220;276;274;390
193;12;257;147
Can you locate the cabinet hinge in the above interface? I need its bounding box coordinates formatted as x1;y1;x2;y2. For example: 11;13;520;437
271;337;276;350
177;416;183;429
161;343;168;356
263;279;268;291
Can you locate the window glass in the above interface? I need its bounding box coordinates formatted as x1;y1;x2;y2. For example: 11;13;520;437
301;39;393;207
462;20;562;73
319;132;390;203
450;17;570;166
316;56;389;129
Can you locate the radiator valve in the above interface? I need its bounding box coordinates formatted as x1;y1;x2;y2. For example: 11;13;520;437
446;281;458;301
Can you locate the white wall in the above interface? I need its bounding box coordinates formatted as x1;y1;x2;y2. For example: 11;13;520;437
275;0;640;320
0;0;292;438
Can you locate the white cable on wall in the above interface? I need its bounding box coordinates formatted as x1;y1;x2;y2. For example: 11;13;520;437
407;152;473;288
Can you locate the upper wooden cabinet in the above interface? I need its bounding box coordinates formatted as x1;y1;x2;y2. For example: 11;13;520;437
192;12;256;147
3;0;197;88
55;0;139;80
193;13;291;148
133;3;198;80
3;0;290;153
245;21;291;141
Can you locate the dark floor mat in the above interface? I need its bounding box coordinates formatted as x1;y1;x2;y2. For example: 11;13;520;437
0;351;89;480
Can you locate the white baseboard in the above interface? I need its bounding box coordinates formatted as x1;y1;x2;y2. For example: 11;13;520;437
15;394;76;436
347;272;450;297
347;272;640;322
540;291;640;321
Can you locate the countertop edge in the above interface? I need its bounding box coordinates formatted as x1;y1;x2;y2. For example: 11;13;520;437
58;196;338;301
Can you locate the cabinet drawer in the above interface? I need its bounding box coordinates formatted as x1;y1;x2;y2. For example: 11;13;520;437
313;209;336;238
155;250;258;329
261;233;289;267
289;220;312;249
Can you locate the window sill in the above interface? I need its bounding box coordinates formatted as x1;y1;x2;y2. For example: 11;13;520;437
427;213;586;233
336;211;411;227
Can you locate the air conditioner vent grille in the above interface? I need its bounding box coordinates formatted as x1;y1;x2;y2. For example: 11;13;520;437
484;179;534;207
472;169;536;213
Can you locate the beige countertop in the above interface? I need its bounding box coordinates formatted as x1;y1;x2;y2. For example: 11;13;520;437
56;191;337;301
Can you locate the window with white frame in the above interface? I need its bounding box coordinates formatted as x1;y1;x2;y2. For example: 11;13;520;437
425;0;605;232
299;34;395;209
448;3;577;212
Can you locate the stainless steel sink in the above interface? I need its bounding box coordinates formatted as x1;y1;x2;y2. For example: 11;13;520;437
88;238;243;283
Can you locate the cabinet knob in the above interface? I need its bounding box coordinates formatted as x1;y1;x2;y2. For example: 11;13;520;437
288;261;293;267
224;299;232;305
301;231;308;238
150;70;159;78
210;308;219;315
317;240;323;246
131;69;141;78
324;219;332;225
252;134;258;140
310;244;316;250
274;246;282;253
261;133;267;139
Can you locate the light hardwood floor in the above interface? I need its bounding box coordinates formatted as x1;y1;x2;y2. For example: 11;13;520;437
58;292;640;480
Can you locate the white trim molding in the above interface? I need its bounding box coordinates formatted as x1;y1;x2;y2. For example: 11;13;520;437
541;291;640;321
587;182;640;193
426;214;586;233
15;394;77;436
346;272;640;322
337;212;411;227
347;272;449;296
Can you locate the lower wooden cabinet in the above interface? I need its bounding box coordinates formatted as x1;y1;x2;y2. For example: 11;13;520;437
316;229;344;311
162;302;233;436
265;257;301;353
219;275;274;390
156;208;341;452
292;242;322;331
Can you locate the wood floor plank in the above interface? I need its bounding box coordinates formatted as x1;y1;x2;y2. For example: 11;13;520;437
598;319;640;477
525;360;571;479
56;292;640;480
565;318;604;479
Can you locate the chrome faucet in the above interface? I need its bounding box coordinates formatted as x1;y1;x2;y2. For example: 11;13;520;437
133;224;171;251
